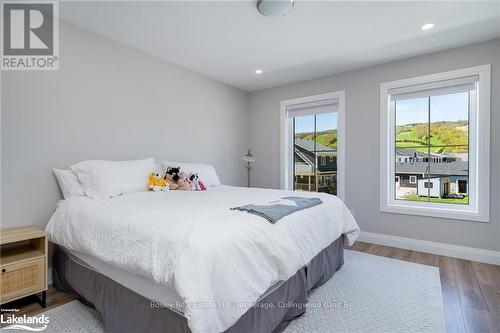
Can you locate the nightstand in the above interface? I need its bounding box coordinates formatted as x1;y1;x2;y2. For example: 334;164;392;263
0;227;48;307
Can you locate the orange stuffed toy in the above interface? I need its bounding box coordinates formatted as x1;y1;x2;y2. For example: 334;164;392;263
148;172;169;192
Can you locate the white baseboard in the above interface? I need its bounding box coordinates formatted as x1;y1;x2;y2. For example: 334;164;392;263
357;231;500;266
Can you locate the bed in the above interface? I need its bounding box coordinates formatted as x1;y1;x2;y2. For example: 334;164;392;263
46;185;359;333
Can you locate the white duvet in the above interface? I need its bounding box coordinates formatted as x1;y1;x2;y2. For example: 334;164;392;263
46;186;359;333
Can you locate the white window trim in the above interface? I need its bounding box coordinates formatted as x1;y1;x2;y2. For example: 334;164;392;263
380;65;490;222
409;176;417;184
280;91;345;200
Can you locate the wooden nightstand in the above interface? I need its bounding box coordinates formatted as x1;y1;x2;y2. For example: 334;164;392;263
0;227;48;307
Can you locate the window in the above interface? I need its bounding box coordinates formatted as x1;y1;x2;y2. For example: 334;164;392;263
458;180;467;193
380;65;490;222
281;91;345;199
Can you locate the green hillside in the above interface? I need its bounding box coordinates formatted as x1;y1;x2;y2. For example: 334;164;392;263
295;121;466;153
295;130;337;149
396;121;468;153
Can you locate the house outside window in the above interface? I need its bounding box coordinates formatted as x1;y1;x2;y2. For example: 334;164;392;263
380;65;490;222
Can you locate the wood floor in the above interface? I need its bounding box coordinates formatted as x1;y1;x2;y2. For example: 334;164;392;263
0;285;74;319
1;242;499;332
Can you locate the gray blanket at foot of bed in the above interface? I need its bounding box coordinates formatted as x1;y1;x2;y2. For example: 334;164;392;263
52;235;345;333
231;197;323;224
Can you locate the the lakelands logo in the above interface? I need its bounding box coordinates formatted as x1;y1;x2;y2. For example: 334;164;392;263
1;1;59;70
1;313;49;331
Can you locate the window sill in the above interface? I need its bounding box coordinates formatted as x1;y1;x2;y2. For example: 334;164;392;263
380;201;489;223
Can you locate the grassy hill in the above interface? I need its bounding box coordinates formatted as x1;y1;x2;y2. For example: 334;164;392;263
396;121;468;153
295;130;337;149
295;121;467;153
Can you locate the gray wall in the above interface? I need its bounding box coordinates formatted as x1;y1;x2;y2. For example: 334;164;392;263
248;39;500;252
2;20;498;253
1;21;249;230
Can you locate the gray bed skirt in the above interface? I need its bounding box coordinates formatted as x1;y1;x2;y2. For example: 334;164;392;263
53;234;345;333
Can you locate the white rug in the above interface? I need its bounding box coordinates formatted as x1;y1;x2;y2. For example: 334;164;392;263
283;250;445;333
3;250;445;333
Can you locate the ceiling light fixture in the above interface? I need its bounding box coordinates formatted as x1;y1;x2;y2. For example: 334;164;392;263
255;69;263;74
257;0;294;17
421;23;434;31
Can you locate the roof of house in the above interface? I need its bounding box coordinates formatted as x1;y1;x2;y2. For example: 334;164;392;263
295;147;315;166
294;139;336;172
396;161;469;176
395;148;447;159
295;138;335;153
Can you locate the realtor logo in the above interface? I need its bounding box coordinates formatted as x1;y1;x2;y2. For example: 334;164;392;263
1;1;59;70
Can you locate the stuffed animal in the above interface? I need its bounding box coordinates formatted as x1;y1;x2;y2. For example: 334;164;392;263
179;170;191;188
188;173;206;191
148;172;169;192
164;167;191;191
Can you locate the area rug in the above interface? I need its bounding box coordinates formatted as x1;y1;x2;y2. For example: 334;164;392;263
283;250;445;333
3;250;445;333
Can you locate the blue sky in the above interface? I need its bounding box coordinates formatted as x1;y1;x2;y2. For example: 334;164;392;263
294;112;338;134
294;92;467;133
395;92;468;126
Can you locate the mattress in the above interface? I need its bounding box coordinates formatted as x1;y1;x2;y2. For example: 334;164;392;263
64;248;186;313
64;247;287;315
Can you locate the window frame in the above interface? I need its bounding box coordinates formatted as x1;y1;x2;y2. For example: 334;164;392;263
280;90;345;200
380;65;490;222
409;175;417;184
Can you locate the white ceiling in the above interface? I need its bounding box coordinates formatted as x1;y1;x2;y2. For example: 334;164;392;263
59;1;500;92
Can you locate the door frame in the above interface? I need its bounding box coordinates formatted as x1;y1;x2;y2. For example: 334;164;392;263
280;90;346;200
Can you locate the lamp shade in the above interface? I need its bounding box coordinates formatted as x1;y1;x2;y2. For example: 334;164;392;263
242;149;256;162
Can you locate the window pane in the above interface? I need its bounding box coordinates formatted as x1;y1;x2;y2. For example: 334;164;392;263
315;112;338;194
395;98;429;150
429;145;469;205
294;115;316;192
428;92;469;205
395;97;430;202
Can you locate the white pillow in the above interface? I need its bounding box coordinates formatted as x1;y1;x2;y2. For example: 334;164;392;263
53;169;85;199
161;161;221;187
71;158;156;198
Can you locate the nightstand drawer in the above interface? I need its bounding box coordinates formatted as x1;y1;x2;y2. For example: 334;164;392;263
1;258;45;303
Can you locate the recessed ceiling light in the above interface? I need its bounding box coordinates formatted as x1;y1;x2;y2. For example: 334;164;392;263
255;69;263;74
421;23;434;31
